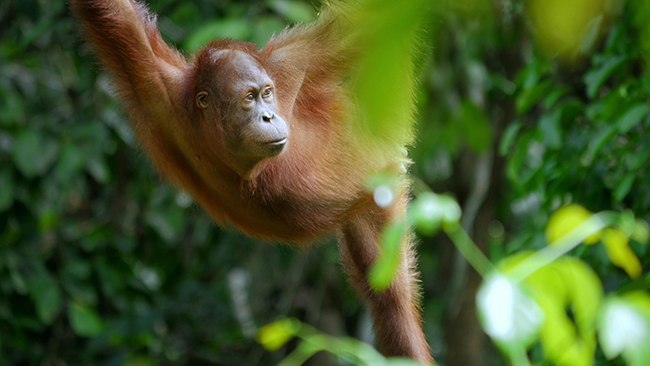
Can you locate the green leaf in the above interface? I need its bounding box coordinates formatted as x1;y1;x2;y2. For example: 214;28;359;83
85;154;109;184
0;85;25;126
518;58;546;90
516;80;554;114
368;220;407;291
349;0;429;145
578;15;603;54
488;72;516;95
614;173;636;202
0;168;15;212
270;0;315;23
38;209;60;233
538;109;562;150
385;359;422;366
55;144;85;184
581;125;617;166
253;16;286;48
145;207;185;243
632;219;650;244
584;55;628;98
12;129;59;178
409;192;462;236
543;86;570;109
257;318;301;351
615;103;649;134
184;20;252;51
499;122;522;156
525;258;603;366
68;302;105;337
459;101;493;153
28;272;62;324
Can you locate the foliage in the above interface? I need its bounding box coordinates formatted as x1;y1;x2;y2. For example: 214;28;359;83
2;0;650;365
0;1;332;365
257;318;422;366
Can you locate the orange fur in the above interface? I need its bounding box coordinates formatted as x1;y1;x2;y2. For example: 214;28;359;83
72;0;432;363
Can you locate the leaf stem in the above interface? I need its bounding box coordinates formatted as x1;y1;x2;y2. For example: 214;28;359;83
510;346;533;366
508;212;618;282
445;225;495;277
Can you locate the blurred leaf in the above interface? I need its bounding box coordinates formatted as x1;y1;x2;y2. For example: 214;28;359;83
488;72;516;95
518;59;547;90
499;122;522;156
516;80;554;114
584;55;628;98
459;101;493;153
384;360;421;366
526;258;603;366
578;15;603;54
146;208;185;243
409;192;462;236
615;103;649;134
528;0;607;59
68;302;105;337
538;109;562;149
253;16;286;47
12;129;59;178
602;228;642;279
0;84;25;125
614;173;636;202
38;209;60;233
184;20;251;51
546;204;600;245
632;220;650;244
55;144;85;183
351;0;429;145
257;318;301;351
369;220;407;291
124;355;158;366
543;86;570;109
85;154;109;183
269;0;315;23
558;98;584;123
581;125;617;166
0;168;15;212
28;272;62;325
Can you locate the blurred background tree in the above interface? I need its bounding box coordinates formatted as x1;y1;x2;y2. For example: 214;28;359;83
0;0;649;365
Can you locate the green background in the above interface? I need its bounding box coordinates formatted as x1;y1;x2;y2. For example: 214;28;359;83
1;0;649;365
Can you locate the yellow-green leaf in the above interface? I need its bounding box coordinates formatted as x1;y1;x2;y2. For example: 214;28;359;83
257;318;301;351
602;228;643;279
521;257;603;366
546;204;600;245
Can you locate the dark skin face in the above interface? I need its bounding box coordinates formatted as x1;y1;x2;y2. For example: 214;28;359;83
197;50;288;160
